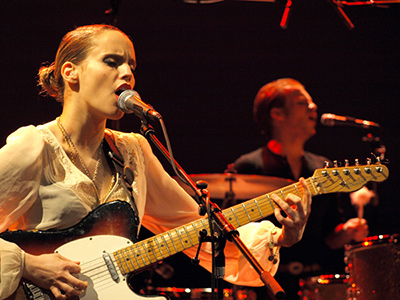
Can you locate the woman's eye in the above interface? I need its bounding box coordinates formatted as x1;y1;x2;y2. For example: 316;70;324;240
104;58;118;68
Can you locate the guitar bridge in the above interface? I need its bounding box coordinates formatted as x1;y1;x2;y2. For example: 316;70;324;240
22;282;49;300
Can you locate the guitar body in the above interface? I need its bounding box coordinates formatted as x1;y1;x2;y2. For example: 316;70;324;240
1;201;139;255
2;201;166;300
56;235;166;300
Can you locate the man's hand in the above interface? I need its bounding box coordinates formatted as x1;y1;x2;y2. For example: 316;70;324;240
273;177;312;247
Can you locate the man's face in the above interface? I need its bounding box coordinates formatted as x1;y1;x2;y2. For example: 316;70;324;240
281;84;318;139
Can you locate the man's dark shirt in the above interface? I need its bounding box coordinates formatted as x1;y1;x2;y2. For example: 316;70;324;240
232;146;348;299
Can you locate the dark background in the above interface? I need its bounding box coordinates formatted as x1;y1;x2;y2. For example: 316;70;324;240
1;0;399;293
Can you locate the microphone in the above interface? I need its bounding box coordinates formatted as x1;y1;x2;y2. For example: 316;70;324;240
118;90;162;120
320;113;380;129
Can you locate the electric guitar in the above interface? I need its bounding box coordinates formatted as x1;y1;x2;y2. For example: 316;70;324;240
1;163;389;300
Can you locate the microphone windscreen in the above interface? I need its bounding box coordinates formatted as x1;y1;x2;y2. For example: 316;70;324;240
320;113;335;126
118;90;140;113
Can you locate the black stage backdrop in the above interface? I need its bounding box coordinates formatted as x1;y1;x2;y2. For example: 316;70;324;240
1;0;399;291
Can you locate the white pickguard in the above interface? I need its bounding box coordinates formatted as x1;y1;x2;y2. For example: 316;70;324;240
55;235;166;300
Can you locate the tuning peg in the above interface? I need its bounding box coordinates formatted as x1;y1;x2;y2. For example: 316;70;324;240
364;158;372;173
333;160;338;167
353;159;361;174
324;161;330;168
343;162;350;175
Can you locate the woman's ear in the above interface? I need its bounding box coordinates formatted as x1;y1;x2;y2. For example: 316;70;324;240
61;62;79;84
270;107;286;121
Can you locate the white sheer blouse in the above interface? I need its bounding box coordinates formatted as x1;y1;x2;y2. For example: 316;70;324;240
0;121;280;299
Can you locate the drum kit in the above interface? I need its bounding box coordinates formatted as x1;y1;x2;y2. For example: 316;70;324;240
155;173;399;300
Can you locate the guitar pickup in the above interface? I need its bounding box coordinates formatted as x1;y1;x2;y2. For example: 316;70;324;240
103;252;120;283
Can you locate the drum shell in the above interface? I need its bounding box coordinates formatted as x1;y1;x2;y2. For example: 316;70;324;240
345;234;400;300
299;274;349;300
149;287;255;300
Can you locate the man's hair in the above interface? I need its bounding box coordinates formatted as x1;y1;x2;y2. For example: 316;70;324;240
253;78;303;140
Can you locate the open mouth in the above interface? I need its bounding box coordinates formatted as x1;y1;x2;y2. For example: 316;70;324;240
115;84;132;97
115;89;125;97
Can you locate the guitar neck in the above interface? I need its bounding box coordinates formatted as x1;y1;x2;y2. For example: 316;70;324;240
114;162;389;275
113;178;317;275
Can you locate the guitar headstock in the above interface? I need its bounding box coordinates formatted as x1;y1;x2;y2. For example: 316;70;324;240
312;160;389;194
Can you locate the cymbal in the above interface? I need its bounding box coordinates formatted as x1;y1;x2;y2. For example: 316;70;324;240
174;173;293;200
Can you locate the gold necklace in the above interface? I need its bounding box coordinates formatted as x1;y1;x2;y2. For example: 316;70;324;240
56;117;103;182
100;174;116;204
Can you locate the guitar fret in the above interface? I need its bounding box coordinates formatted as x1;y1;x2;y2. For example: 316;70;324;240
200;219;209;233
123;246;136;271
230;207;240;227
249;200;262;220
175;228;185;248
294;183;301;197
154;237;166;259
144;240;158;263
157;235;170;259
123;248;133;272
280;190;285;199
254;199;264;218
130;245;142;269
241;203;251;222
309;177;319;195
134;243;146;266
160;234;172;256
266;194;274;209
167;231;179;253
141;242;152;263
192;221;204;243
191;222;199;242
183;225;194;246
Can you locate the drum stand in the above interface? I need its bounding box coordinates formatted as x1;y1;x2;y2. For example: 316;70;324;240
220;171;237;209
139;118;285;300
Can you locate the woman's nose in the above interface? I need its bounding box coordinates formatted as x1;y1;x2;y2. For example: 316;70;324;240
120;64;134;82
308;102;317;111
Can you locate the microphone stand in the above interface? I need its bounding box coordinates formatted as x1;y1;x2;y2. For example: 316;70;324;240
139;118;285;300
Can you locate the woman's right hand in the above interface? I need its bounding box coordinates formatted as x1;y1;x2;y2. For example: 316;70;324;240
23;252;88;300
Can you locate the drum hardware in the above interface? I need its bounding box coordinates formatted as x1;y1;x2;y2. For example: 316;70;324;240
174;173;292;208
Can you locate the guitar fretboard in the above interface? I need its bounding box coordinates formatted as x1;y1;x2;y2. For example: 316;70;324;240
113;178;318;275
